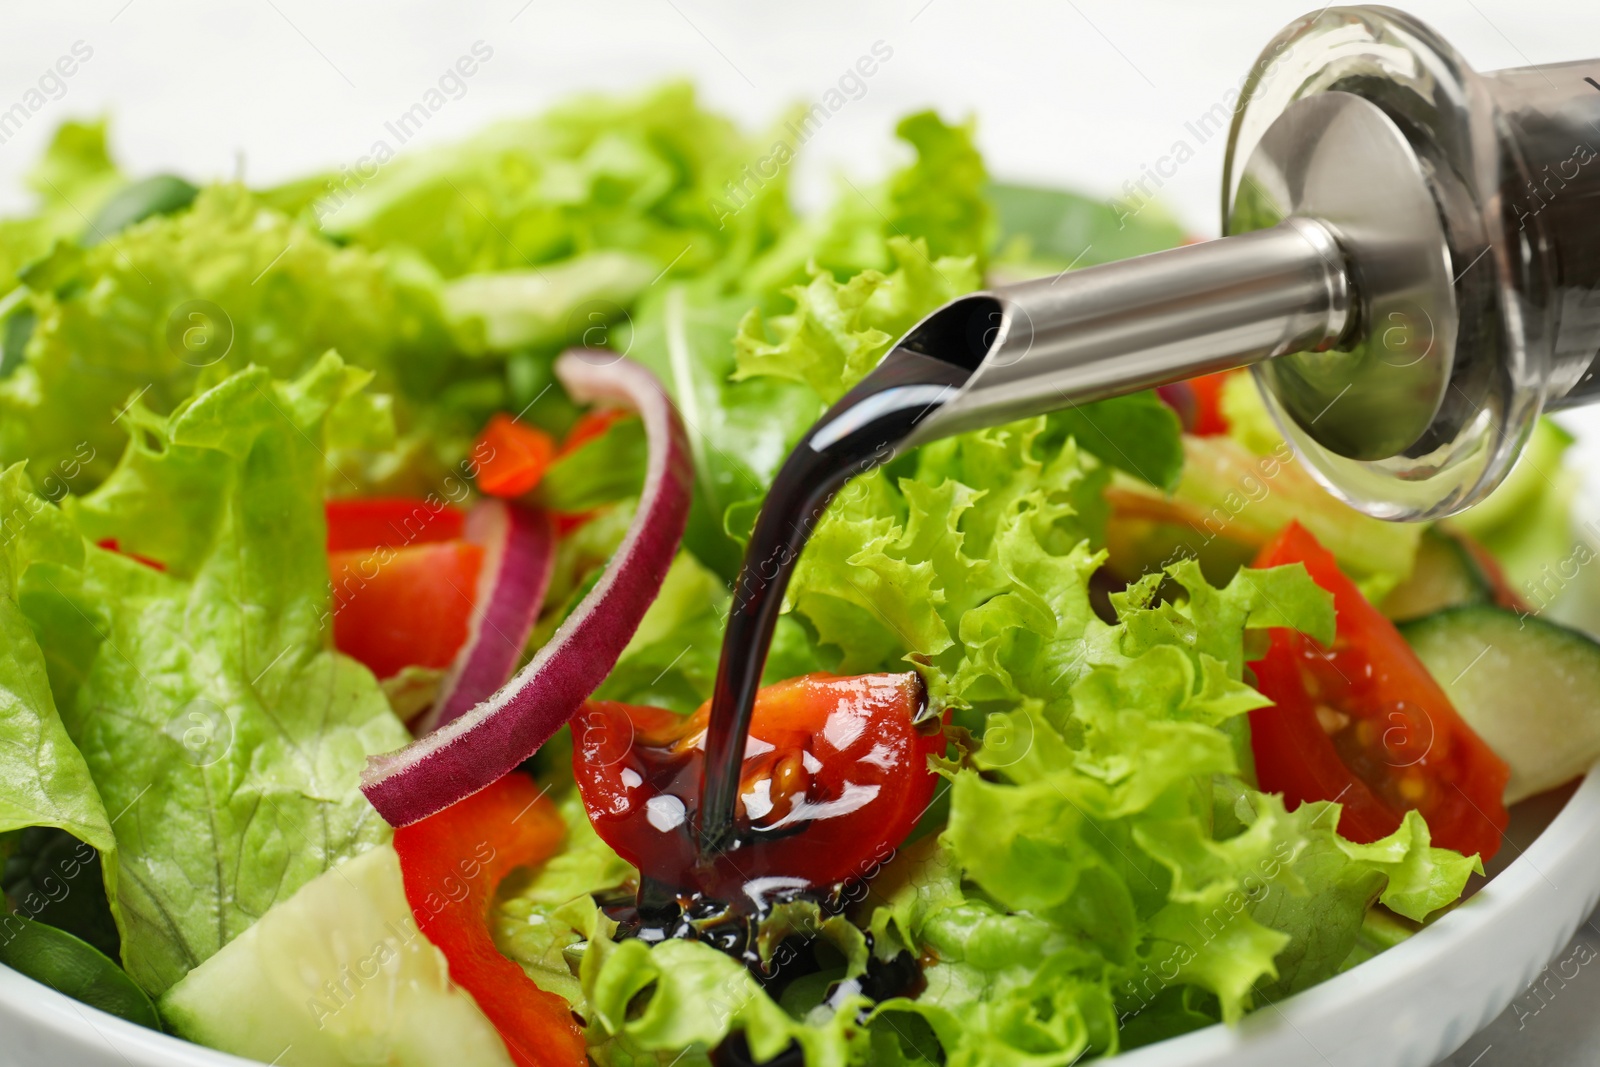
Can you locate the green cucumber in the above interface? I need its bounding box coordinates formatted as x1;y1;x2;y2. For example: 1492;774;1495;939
160;844;514;1067
1452;417;1574;541
1401;604;1600;803
1381;529;1495;622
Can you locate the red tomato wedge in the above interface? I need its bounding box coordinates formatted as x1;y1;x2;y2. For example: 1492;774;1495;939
330;540;484;679
1248;522;1510;858
572;672;944;901
474;414;557;498
325;498;465;552
394;773;583;1067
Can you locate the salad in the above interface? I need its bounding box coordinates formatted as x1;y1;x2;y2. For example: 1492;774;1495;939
1;83;1599;1067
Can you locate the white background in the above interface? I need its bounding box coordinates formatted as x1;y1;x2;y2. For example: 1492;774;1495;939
1;3;1599;1064
1;1;1598;236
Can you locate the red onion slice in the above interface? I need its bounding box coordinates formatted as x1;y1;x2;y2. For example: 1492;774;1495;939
412;499;556;736
361;351;694;826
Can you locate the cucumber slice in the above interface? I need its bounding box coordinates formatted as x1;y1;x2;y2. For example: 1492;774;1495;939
1452;418;1574;540
1381;529;1493;622
1401;605;1600;804
160;844;514;1067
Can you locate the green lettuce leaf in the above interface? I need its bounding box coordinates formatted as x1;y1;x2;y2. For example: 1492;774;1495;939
442;250;658;354
535;415;648;516
0;465;116;871
987;181;1186;276
1216;783;1477;1000
1043;392;1184;493
612;110;991;580
785;402;1471;1058
18;357;410;994
885;113;994;264
784;416;1109;706
622;281;820;580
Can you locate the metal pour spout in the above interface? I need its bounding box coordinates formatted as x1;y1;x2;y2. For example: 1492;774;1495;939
898;216;1353;448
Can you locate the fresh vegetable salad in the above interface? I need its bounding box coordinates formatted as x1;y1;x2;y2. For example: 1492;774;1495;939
0;84;1596;1067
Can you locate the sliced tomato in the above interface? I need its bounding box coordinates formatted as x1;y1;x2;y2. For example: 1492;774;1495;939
572;672;944;900
1248;522;1509;858
325;498;464;552
474;414;556;498
330;540;483;679
394;773;583;1067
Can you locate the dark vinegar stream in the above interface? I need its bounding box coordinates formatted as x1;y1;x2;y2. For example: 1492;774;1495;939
695;296;998;859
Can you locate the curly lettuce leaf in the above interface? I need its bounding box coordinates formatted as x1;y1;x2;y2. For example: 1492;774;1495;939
18;357;410;994
316;82;792;285
733;236;980;404
606;110;991;580
785;417;1109;705
0;120;124;296
0;185;463;496
1213;782;1478;1001
886;112;994;264
744;111;993;293
583;929;865;1067
783;408;1472;1056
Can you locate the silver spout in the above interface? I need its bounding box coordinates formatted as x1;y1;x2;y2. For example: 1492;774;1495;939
901;217;1352;449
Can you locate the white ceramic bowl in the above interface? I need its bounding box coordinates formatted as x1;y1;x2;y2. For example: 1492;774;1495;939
1;769;1596;1067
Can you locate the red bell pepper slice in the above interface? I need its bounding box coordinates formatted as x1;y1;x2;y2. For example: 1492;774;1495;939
474;414;557;499
394;773;584;1067
329;540;484;679
325;498;465;552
